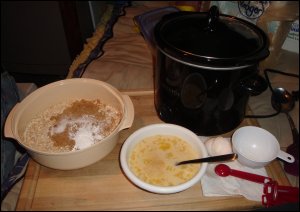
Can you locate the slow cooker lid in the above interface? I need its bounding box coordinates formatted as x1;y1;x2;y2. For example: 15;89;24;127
155;6;269;66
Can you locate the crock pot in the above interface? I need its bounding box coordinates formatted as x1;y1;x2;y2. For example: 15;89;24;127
153;6;269;136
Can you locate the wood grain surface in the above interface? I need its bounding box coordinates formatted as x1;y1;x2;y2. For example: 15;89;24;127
16;91;291;211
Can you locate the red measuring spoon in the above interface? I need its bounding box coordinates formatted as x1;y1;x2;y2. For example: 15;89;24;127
215;164;299;207
215;164;272;184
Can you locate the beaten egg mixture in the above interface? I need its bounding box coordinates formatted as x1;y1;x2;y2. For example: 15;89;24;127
129;135;200;186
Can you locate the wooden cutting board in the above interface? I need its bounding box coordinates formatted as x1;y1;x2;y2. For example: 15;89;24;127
16;91;291;211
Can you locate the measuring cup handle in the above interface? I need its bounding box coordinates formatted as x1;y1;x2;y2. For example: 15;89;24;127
277;185;299;195
230;169;272;184
275;185;299;204
278;150;295;163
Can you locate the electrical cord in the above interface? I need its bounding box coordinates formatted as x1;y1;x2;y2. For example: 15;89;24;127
245;110;281;119
245;68;299;119
264;68;299;93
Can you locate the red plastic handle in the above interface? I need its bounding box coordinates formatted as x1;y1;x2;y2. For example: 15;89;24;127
229;168;272;184
263;181;299;207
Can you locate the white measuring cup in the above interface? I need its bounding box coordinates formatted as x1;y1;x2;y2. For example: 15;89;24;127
232;126;295;168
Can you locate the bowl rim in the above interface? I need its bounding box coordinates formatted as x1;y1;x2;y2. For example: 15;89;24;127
120;123;208;194
11;78;127;155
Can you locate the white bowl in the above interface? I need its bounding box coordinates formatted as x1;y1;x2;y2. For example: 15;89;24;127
120;123;208;194
4;78;134;170
232;126;295;168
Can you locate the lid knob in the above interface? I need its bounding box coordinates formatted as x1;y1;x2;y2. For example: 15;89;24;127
206;6;219;32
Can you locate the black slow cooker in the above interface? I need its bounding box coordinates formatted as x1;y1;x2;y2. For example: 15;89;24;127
153;6;269;136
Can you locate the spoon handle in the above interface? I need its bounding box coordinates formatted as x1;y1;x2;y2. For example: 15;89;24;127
229;168;272;184
176;153;237;165
284;112;299;176
285;112;299;144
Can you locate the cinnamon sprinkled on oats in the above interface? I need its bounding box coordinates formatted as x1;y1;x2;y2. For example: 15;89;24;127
22;99;121;153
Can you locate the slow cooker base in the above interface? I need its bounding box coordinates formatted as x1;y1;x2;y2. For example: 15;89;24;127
155;104;244;136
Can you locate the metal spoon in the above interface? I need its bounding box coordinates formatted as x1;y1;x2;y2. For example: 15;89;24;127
176;153;237;166
271;87;299;176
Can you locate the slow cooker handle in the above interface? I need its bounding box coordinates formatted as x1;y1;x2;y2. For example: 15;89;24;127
4;103;19;139
206;6;219;32
239;74;268;96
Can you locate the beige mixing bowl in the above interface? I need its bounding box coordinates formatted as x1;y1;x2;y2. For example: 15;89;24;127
4;78;134;170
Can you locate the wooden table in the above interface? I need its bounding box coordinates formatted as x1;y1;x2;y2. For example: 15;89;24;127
16;91;291;211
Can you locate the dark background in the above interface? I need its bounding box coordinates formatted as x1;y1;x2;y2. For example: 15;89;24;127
1;1;107;87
